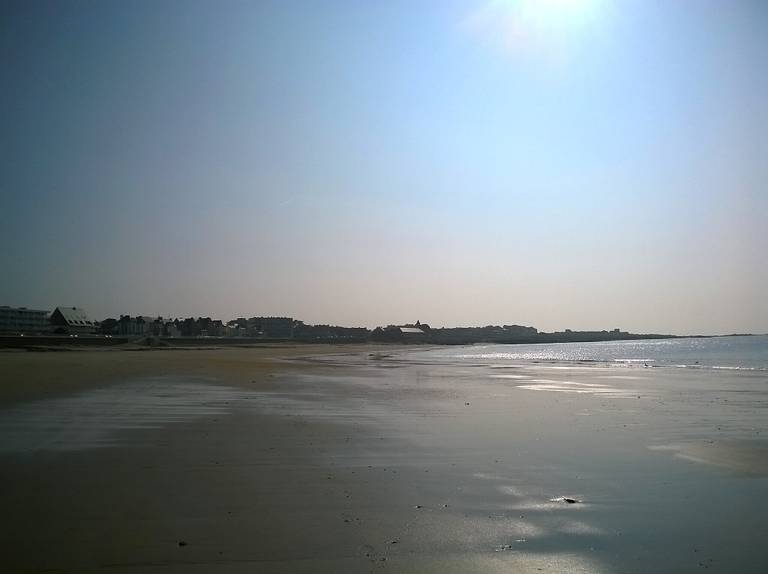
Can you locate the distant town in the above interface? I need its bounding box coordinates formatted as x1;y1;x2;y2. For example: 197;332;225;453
0;304;681;347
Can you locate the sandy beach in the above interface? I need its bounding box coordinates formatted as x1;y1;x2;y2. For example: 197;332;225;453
2;344;767;573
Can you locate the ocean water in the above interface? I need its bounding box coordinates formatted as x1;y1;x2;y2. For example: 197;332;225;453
412;334;768;371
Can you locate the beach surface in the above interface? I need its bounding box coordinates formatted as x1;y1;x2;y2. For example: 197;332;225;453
1;344;767;573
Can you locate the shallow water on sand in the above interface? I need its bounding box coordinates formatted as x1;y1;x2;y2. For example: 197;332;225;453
1;348;767;573
282;347;768;572
0;377;257;452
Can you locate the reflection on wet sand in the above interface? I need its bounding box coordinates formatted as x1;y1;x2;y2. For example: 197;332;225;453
648;440;768;476
0;377;254;452
2;346;767;573
517;379;634;397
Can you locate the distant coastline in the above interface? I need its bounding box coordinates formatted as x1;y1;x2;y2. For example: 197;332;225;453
3;304;755;349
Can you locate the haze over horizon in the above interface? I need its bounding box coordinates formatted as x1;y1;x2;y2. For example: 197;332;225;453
2;1;766;335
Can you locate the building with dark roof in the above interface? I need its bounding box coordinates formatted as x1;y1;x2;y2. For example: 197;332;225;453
50;306;96;334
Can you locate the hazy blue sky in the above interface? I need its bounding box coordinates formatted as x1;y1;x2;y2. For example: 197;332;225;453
1;0;766;333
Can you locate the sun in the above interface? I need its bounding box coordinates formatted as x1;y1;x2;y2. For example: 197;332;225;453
500;0;602;29
468;0;607;56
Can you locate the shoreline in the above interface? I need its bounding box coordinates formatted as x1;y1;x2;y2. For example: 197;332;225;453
0;331;690;352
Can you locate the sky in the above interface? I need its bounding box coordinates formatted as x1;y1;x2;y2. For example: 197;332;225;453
1;0;766;334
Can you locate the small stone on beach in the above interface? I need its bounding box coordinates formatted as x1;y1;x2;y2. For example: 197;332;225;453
550;496;580;504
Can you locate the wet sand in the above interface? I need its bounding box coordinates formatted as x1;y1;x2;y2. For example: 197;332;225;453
1;346;767;572
0;344;384;405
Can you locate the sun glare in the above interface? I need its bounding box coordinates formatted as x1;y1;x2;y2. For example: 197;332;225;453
524;0;603;27
469;0;607;57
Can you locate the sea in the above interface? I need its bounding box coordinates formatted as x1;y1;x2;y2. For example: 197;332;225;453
409;334;768;371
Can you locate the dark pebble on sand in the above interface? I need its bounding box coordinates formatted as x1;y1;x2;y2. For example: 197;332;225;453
551;496;580;504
